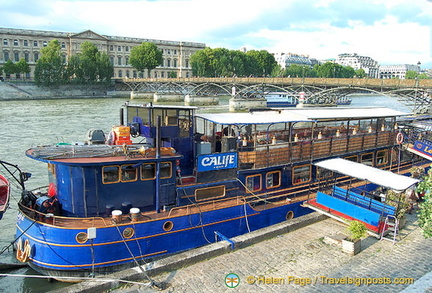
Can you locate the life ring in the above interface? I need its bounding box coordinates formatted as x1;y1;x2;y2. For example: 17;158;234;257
396;132;404;144
16;239;31;263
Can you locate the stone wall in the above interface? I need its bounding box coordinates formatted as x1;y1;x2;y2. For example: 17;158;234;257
0;82;127;100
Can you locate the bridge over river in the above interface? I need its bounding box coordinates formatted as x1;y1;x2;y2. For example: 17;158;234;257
114;77;432;113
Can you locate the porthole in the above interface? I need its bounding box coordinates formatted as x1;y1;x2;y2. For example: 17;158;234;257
286;211;294;220
76;232;88;244
163;221;174;231
122;227;135;239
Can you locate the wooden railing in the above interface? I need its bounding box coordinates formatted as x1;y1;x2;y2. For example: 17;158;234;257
238;131;396;169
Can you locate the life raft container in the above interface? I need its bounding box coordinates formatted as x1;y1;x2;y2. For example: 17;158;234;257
16;238;31;263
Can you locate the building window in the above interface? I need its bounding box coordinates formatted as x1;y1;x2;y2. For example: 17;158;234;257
24;40;28;46
110;56;114;64
14;52;19;62
266;171;281;189
118;70;123;77
34;52;39;62
174;50;177;55
141;163;156;180
126;70;130;78
125;57;129;65
13;39;19;46
125;46;129;52
118;46;121;52
117;56;122;65
376;150;387;166
103;166;120;184
110;45;113;51
246;174;262;192
185;60;189;68
160;162;172;179
121;165;137;182
133;71;137;78
33;41;38;47
24;52;29;62
292;165;311;184
173;59;177;67
167;59;171;67
3;39;8;46
43;41;48;47
61;42;66;49
361;153;374;166
345;155;357;162
316;167;333;180
195;185;225;201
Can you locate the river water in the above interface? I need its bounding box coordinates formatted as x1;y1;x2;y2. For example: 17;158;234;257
0;95;410;292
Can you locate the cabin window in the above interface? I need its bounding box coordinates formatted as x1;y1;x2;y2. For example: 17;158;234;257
345;155;358;162
121;165;137;182
316;167;333;179
376;150;388;166
195;185;225;201
103;166;120;183
246;174;262;192
292;165;311;184
361;153;374;166
266;171;281;189
160;162;172;178
141;163;156;180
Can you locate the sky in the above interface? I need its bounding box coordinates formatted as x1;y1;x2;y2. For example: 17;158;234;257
0;0;431;68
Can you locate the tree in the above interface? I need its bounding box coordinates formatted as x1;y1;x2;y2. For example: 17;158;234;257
405;70;418;79
16;58;31;79
417;169;432;238
34;40;65;86
130;42;163;78
246;50;277;77
69;41;113;84
355;68;366;78
3;60;16;79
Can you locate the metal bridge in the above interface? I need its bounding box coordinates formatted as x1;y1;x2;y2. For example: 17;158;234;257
114;77;432;114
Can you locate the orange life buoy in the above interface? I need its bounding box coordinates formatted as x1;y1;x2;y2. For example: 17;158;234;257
396;132;404;144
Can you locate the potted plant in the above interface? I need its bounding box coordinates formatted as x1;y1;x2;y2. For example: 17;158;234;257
342;220;367;255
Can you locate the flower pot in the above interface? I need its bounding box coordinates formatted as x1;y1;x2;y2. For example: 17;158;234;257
342;238;361;255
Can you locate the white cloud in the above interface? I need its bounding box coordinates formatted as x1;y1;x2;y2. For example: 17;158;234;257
0;0;431;67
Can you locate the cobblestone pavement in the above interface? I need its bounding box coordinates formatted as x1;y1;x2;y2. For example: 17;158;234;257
111;211;432;293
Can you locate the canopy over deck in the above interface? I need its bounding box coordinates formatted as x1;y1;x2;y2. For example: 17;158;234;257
314;158;419;191
196;107;409;125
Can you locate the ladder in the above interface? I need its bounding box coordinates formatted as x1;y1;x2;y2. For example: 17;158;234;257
380;215;399;244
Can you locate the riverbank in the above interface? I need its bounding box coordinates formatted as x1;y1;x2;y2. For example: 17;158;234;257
0;81;130;100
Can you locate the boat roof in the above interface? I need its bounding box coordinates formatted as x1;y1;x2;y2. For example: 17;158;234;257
314;158;419;191
196;107;409;125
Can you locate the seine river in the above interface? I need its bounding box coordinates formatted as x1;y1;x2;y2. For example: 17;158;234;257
0;95;409;292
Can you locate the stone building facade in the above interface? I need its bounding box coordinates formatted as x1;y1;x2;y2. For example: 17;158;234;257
379;64;421;79
0;27;206;79
335;53;379;78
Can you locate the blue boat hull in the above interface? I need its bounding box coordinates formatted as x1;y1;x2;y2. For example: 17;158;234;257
16;201;311;277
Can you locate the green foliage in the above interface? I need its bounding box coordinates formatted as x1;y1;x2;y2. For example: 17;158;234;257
190;47;276;77
168;71;177;78
3;60;17;76
345;220;367;241
34;40;65;86
35;40;113;86
0;66;3;76
418;169;432;238
70;42;113;84
355;68;366;78
129;42;163;77
16;58;31;78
